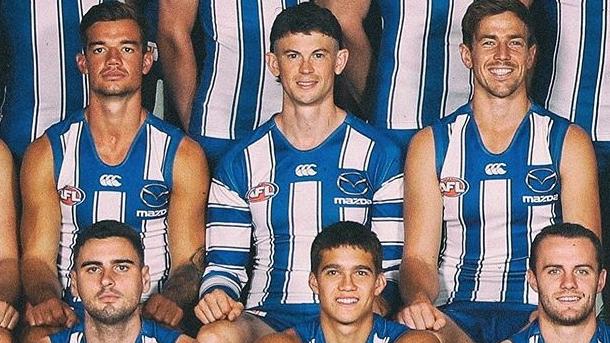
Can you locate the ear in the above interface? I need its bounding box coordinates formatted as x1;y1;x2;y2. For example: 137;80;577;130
459;43;473;69
527;269;539;293
308;272;320;295
334;48;349;75
526;44;537;70
265;52;280;78
141;265;151;294
76;53;88;75
373;273;387;297
70;270;80;298
598;269;607;293
142;49;154;75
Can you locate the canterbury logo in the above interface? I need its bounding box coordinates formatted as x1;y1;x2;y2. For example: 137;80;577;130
485;163;507;175
295;164;317;177
99;174;122;187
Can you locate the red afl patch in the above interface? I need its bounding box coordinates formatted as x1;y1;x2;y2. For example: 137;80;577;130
247;182;279;203
439;177;469;197
58;185;86;206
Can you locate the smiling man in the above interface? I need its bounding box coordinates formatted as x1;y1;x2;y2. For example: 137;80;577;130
398;0;600;342
506;223;610;343
43;220;195;343
196;3;404;343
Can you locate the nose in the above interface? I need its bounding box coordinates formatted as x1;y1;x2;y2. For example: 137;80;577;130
494;42;510;61
101;269;116;287
560;272;577;290
338;274;357;291
299;58;313;74
106;47;121;64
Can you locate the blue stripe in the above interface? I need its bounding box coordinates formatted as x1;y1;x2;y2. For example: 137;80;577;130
530;1;559;107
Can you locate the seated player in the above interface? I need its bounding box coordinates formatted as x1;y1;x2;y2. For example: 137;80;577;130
196;3;404;343
41;220;195;343
258;221;439;343
505;223;610;343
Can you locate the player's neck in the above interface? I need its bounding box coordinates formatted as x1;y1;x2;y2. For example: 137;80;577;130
538;312;598;343
276;101;346;150
84;312;141;343
470;88;530;154
319;313;374;343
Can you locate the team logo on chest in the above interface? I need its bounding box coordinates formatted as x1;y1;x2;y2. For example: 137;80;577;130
525;168;557;193
58;185;86;206
440;177;469;197
140;184;170;208
99;174;122;187
295;164;317;177
484;163;507;176
337;172;369;196
247;182;279;203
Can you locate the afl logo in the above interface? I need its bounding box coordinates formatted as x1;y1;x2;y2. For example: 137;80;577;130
526;168;557;193
140;184;170;208
440;177;469;197
247;182;279;203
58;185;86;206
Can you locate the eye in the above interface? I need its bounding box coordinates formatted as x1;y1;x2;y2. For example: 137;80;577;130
575;268;591;276
509;40;525;48
115;264;131;272
481;40;495;47
286;53;298;59
356;270;370;277
86;266;101;273
326;269;338;276
547;268;561;275
92;47;105;54
123;47;135;53
313;52;325;59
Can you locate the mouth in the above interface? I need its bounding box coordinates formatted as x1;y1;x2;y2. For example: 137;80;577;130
488;67;513;78
101;69;127;80
296;80;318;88
97;291;121;303
336;297;359;305
556;294;583;304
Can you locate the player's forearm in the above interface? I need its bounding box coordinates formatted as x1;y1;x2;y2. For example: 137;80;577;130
0;259;19;305
21;258;63;305
400;257;439;306
162;263;201;309
342;29;372;99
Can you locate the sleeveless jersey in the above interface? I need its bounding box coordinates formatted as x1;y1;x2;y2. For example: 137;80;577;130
509;319;610;343
46;111;184;302
371;0;473;131
191;0;307;141
433;103;569;305
0;1;103;159
201;114;404;312
294;314;409;343
531;0;610;142
50;318;182;343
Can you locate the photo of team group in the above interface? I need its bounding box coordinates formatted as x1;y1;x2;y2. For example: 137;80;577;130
0;0;608;342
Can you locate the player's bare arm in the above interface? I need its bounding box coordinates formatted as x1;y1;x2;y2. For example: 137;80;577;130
143;137;208;327
20;137;76;328
158;0;198;130
397;128;446;331
559;124;601;237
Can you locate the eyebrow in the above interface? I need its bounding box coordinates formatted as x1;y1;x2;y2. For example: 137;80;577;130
80;259;136;268
88;40;141;48
542;264;595;270
320;264;374;272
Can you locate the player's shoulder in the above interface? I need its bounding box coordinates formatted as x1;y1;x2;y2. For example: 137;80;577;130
145;112;186;139
216;116;278;170
141;319;184;343
344;113;402;158
528;102;571;126
45;110;86;137
373;314;409;341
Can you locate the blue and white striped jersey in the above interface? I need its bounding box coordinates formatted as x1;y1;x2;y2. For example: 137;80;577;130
294;314;409;343
531;0;610;142
0;1;103;159
201;114;404;313
432;103;569;306
371;0;473;131
46;111;184;303
191;0;309;141
50;319;182;343
509;319;610;343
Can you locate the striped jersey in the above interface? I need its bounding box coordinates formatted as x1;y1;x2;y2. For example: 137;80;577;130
432;103;569;305
49;319;182;343
0;1;104;159
509;319;610;343
191;0;306;141
201;114;404;312
46;111;184;302
371;0;473;131
530;0;610;142
294;314;409;343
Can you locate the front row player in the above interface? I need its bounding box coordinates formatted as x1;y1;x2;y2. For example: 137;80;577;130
258;221;439;343
43;220;195;343
505;223;610;343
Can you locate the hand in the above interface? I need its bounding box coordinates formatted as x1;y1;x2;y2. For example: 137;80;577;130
25;298;76;328
396;299;446;331
143;293;184;328
194;289;244;324
0;301;18;330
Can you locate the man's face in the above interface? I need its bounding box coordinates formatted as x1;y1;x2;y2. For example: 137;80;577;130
266;31;348;107
77;19;152;98
70;237;150;325
529;236;606;326
309;246;385;327
459;11;536;99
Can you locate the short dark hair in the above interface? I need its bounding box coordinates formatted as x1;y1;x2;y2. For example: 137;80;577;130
529;223;603;272
462;0;535;47
73;220;145;268
310;221;382;274
270;2;343;53
80;1;147;50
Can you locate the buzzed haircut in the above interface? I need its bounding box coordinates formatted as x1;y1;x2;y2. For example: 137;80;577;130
79;1;147;50
72;220;145;268
462;0;536;48
529;223;603;272
269;2;343;53
310;221;382;274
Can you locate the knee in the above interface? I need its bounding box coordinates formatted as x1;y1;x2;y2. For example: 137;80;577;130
197;320;243;343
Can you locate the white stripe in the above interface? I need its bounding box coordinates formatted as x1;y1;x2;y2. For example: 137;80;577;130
207;224;251;249
529;113;553;165
342;207;368;225
593;6;610;141
93;191;124;222
339;127;374;170
145;124;170;181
